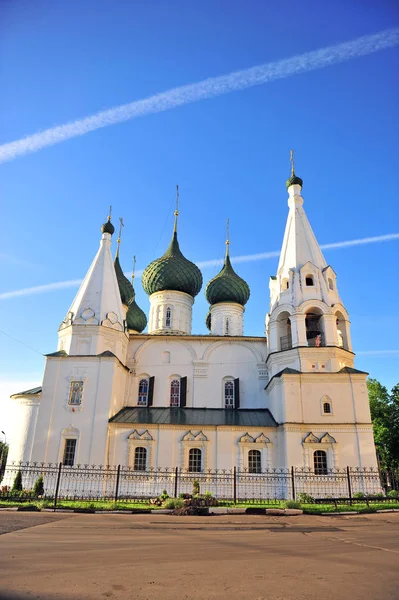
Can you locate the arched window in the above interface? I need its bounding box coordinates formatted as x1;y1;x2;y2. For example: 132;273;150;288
188;448;202;473
137;378;149;406
323;402;331;414
328;278;334;290
305;275;314;286
165;307;172;328
225;317;230;335
248;449;261;473
224;380;235;409
282;278;289;290
170;379;180;407
314;450;328;475
134;447;147;471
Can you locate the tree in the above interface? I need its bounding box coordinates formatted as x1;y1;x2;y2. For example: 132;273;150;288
33;475;45;497
367;378;399;470
0;442;8;482
12;470;23;492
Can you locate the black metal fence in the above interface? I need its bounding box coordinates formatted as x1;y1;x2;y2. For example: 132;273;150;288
1;462;398;506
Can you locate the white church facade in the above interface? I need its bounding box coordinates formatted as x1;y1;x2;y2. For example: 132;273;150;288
8;161;379;477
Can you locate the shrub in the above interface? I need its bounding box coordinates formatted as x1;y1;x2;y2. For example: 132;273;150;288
353;492;365;499
375;493;385;498
192;480;200;496
284;500;301;509
33;476;44;497
204;491;213;498
159;489;169;501
298;493;314;504
163;498;184;510
12;471;23;492
388;490;399;499
179;492;191;500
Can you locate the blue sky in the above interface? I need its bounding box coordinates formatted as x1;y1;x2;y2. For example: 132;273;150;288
1;0;399;435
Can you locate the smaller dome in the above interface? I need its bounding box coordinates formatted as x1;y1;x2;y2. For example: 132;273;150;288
205;310;211;331
126;297;147;333
205;251;250;306
286;174;303;189
114;256;135;306
101;217;115;235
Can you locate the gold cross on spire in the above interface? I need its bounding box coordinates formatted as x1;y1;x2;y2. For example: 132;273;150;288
115;217;124;258
290;149;295;176
173;185;179;233
225;218;230;257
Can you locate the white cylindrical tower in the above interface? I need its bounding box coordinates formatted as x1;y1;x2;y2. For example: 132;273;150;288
209;302;245;336
7;390;41;464
148;290;194;334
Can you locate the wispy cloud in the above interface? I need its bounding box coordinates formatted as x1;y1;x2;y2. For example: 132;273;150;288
0;253;39;269
0;232;398;300
1;28;398;163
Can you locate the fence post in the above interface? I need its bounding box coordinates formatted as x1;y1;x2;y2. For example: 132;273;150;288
54;462;62;511
346;466;352;505
291;466;296;501
114;465;121;503
174;467;179;498
233;466;237;504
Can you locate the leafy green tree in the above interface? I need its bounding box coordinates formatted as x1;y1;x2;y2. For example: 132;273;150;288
367;378;399;470
33;475;45;497
0;442;8;481
12;470;23;492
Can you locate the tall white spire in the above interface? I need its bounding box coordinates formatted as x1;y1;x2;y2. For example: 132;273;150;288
277;151;326;274
58;213;127;359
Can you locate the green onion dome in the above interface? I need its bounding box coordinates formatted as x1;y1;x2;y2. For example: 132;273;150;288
126;295;147;333
286;174;303;189
205;310;211;331
114;256;135;307
205;250;250;306
142;232;203;297
101;217;115;235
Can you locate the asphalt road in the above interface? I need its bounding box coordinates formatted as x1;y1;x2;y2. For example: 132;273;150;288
0;512;398;600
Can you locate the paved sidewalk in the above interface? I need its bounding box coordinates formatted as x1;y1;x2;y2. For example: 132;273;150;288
0;512;398;600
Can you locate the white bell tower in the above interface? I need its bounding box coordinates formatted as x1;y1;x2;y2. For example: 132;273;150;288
265;153;378;470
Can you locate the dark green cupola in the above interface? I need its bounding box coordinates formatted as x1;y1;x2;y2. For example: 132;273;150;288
286;149;303;189
114;255;135;307
205;239;250;306
126;272;147;333
142;194;202;298
101;213;115;235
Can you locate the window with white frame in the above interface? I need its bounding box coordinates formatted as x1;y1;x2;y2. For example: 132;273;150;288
134;447;147;471
248;449;261;473
63;439;77;466
314;450;328;475
68;381;83;406
138;378;149;406
224;380;234;409
165;307;172;328
170;379;180;407
188;448;202;473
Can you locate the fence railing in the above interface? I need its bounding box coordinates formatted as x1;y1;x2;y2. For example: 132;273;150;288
1;462;398;506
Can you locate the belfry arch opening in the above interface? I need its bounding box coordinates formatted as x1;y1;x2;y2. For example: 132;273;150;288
278;311;292;350
335;310;349;350
305;308;325;347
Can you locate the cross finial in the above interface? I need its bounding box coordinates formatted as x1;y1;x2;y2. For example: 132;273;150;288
290;149;295;177
115;217;124;258
108;205;112;221
173;185;179;233
132;255;136;281
225;218;230;257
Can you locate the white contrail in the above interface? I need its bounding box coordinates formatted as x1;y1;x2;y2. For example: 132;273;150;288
1;232;398;300
1;28;398;163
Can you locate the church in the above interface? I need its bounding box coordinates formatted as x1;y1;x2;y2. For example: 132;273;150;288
8;159;379;476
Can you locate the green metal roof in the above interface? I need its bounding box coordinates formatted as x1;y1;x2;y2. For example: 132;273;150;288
126;297;147;333
101;217;115;235
286;174;303;189
114;256;135;307
142;232;203;298
109;407;278;427
11;386;42;398
205;253;250;306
